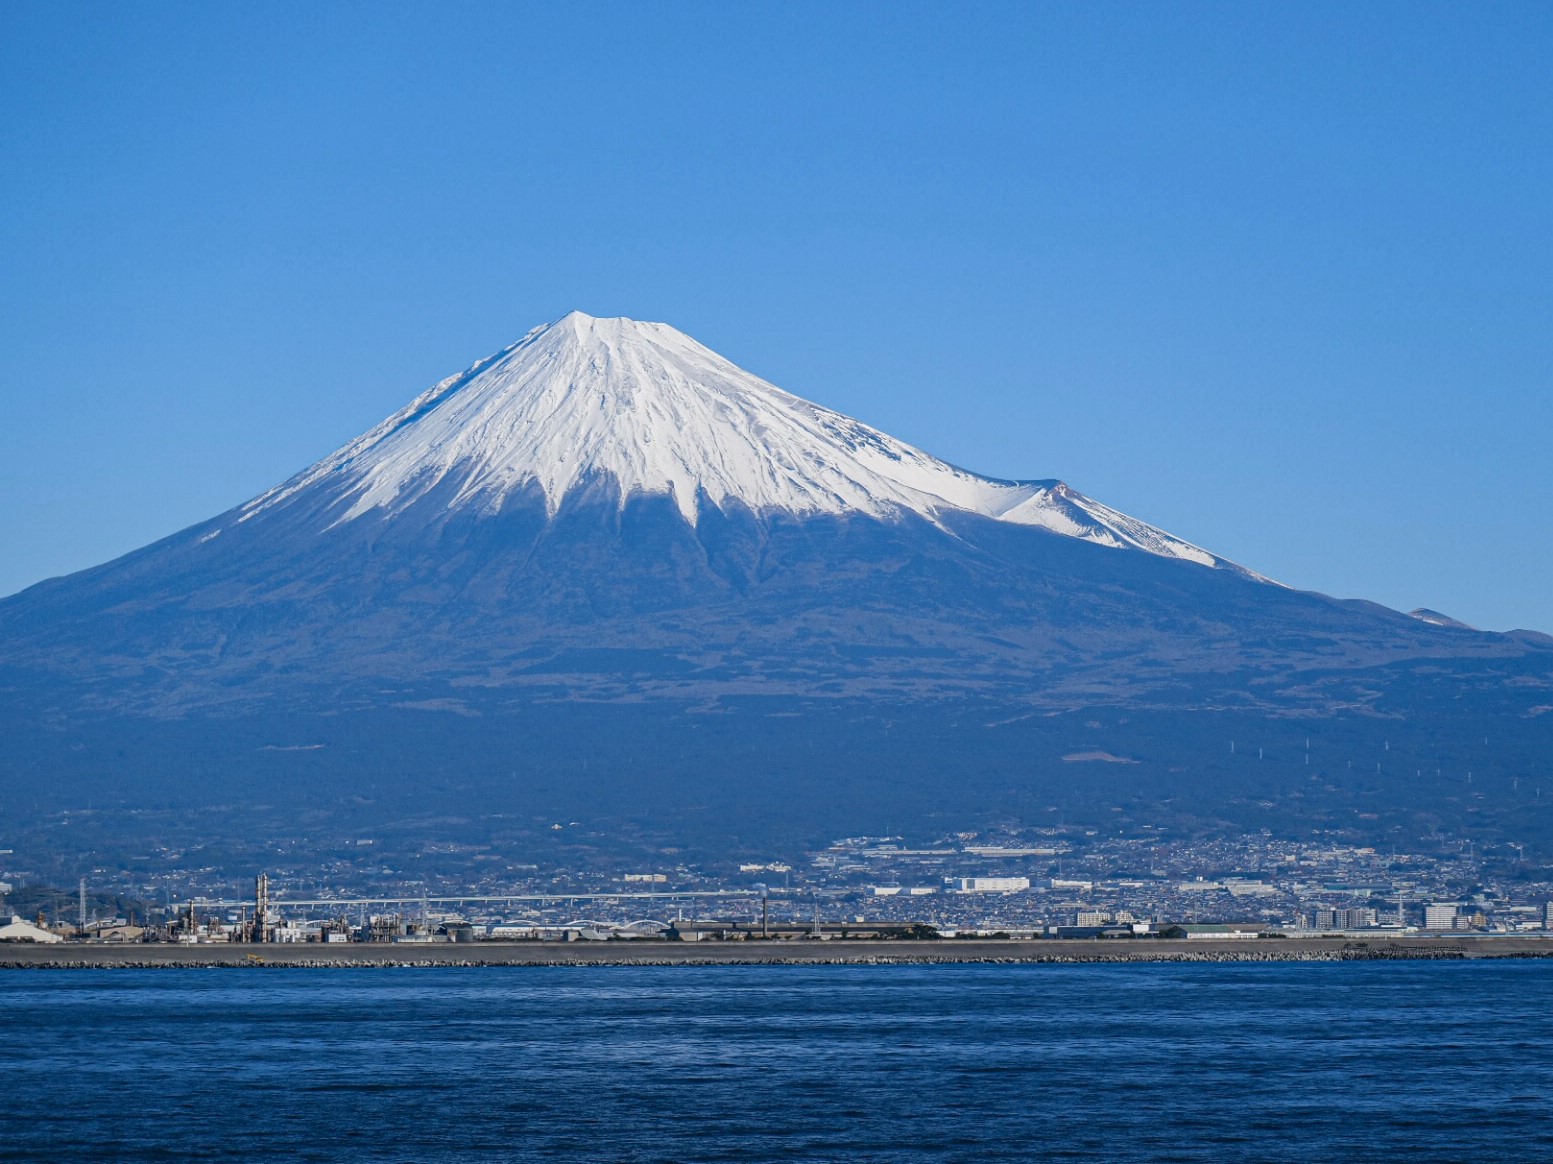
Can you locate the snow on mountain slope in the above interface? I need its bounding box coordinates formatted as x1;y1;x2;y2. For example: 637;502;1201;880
1408;608;1475;630
237;311;1257;576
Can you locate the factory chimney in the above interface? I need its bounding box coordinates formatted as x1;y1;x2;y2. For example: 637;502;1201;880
254;873;271;944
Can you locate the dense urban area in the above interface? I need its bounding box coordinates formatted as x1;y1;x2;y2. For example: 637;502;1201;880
5;822;1552;945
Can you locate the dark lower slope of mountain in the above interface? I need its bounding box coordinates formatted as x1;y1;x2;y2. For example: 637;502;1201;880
3;483;1545;714
2;489;1550;858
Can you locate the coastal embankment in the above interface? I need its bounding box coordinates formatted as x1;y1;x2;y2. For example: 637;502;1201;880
5;935;1553;969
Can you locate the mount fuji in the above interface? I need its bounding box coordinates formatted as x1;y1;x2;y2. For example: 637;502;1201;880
2;313;1549;857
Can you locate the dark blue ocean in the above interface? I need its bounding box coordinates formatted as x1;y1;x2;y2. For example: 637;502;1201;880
5;961;1552;1162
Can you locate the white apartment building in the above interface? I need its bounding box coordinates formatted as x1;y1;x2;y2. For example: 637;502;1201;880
1424;903;1460;930
953;876;1030;893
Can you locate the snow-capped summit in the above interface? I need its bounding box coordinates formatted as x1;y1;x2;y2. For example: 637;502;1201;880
237;311;1250;574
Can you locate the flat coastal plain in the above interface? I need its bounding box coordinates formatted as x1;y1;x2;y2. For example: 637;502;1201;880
6;935;1553;969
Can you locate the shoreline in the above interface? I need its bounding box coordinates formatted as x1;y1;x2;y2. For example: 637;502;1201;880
6;935;1553;969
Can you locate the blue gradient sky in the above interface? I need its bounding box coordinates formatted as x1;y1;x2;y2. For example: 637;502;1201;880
2;3;1549;630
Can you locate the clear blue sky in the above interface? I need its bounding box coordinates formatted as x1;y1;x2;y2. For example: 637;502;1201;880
2;3;1549;630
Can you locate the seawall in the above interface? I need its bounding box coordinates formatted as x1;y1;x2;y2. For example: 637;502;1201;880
5;935;1553;969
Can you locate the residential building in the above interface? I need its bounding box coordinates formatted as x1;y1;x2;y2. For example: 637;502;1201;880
1424;903;1459;930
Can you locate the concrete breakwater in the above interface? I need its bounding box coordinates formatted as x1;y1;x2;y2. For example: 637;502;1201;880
5;936;1553;969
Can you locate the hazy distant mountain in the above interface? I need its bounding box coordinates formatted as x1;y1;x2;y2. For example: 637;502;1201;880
2;313;1549;855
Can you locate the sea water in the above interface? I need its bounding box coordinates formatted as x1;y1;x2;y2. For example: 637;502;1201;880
4;960;1551;1162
